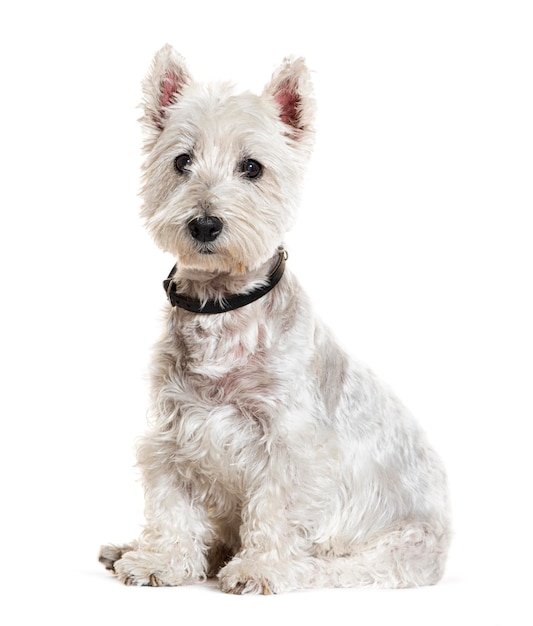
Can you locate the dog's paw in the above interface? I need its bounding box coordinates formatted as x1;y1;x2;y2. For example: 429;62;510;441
111;549;204;587
111;550;178;586
220;573;275;595
98;542;137;572
218;556;290;595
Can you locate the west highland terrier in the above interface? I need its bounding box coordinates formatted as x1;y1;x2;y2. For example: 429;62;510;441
99;45;451;594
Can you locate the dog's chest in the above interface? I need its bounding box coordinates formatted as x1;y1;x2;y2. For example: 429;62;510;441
162;313;290;480
174;311;277;382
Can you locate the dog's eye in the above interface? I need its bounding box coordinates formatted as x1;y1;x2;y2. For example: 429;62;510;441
240;159;263;180
174;154;192;173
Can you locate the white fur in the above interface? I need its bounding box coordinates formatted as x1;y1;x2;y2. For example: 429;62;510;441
99;45;451;594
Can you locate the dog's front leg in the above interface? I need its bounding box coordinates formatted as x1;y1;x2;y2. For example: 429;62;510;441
107;433;214;587
218;460;308;595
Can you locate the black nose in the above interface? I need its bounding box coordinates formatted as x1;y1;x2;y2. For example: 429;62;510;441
188;216;223;243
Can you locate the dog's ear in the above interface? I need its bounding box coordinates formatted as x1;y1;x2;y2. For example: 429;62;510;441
140;44;191;150
263;57;315;140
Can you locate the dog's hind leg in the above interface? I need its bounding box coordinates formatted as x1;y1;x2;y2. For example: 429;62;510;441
312;519;451;589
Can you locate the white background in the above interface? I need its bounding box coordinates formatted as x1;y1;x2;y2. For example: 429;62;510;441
1;1;532;624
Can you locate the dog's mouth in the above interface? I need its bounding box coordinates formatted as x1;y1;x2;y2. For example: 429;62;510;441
196;243;217;255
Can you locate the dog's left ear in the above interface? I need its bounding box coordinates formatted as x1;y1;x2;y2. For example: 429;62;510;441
263;57;315;140
140;44;192;151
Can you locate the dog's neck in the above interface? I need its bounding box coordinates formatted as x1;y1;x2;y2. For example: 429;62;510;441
163;247;287;314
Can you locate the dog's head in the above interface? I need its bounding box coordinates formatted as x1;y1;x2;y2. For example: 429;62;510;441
139;45;315;274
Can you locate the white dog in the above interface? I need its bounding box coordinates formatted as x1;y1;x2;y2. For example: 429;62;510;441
99;45;451;594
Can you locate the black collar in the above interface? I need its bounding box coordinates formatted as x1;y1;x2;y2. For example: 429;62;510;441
163;248;287;314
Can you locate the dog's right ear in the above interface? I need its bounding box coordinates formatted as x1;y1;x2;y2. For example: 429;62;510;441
140;45;191;150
